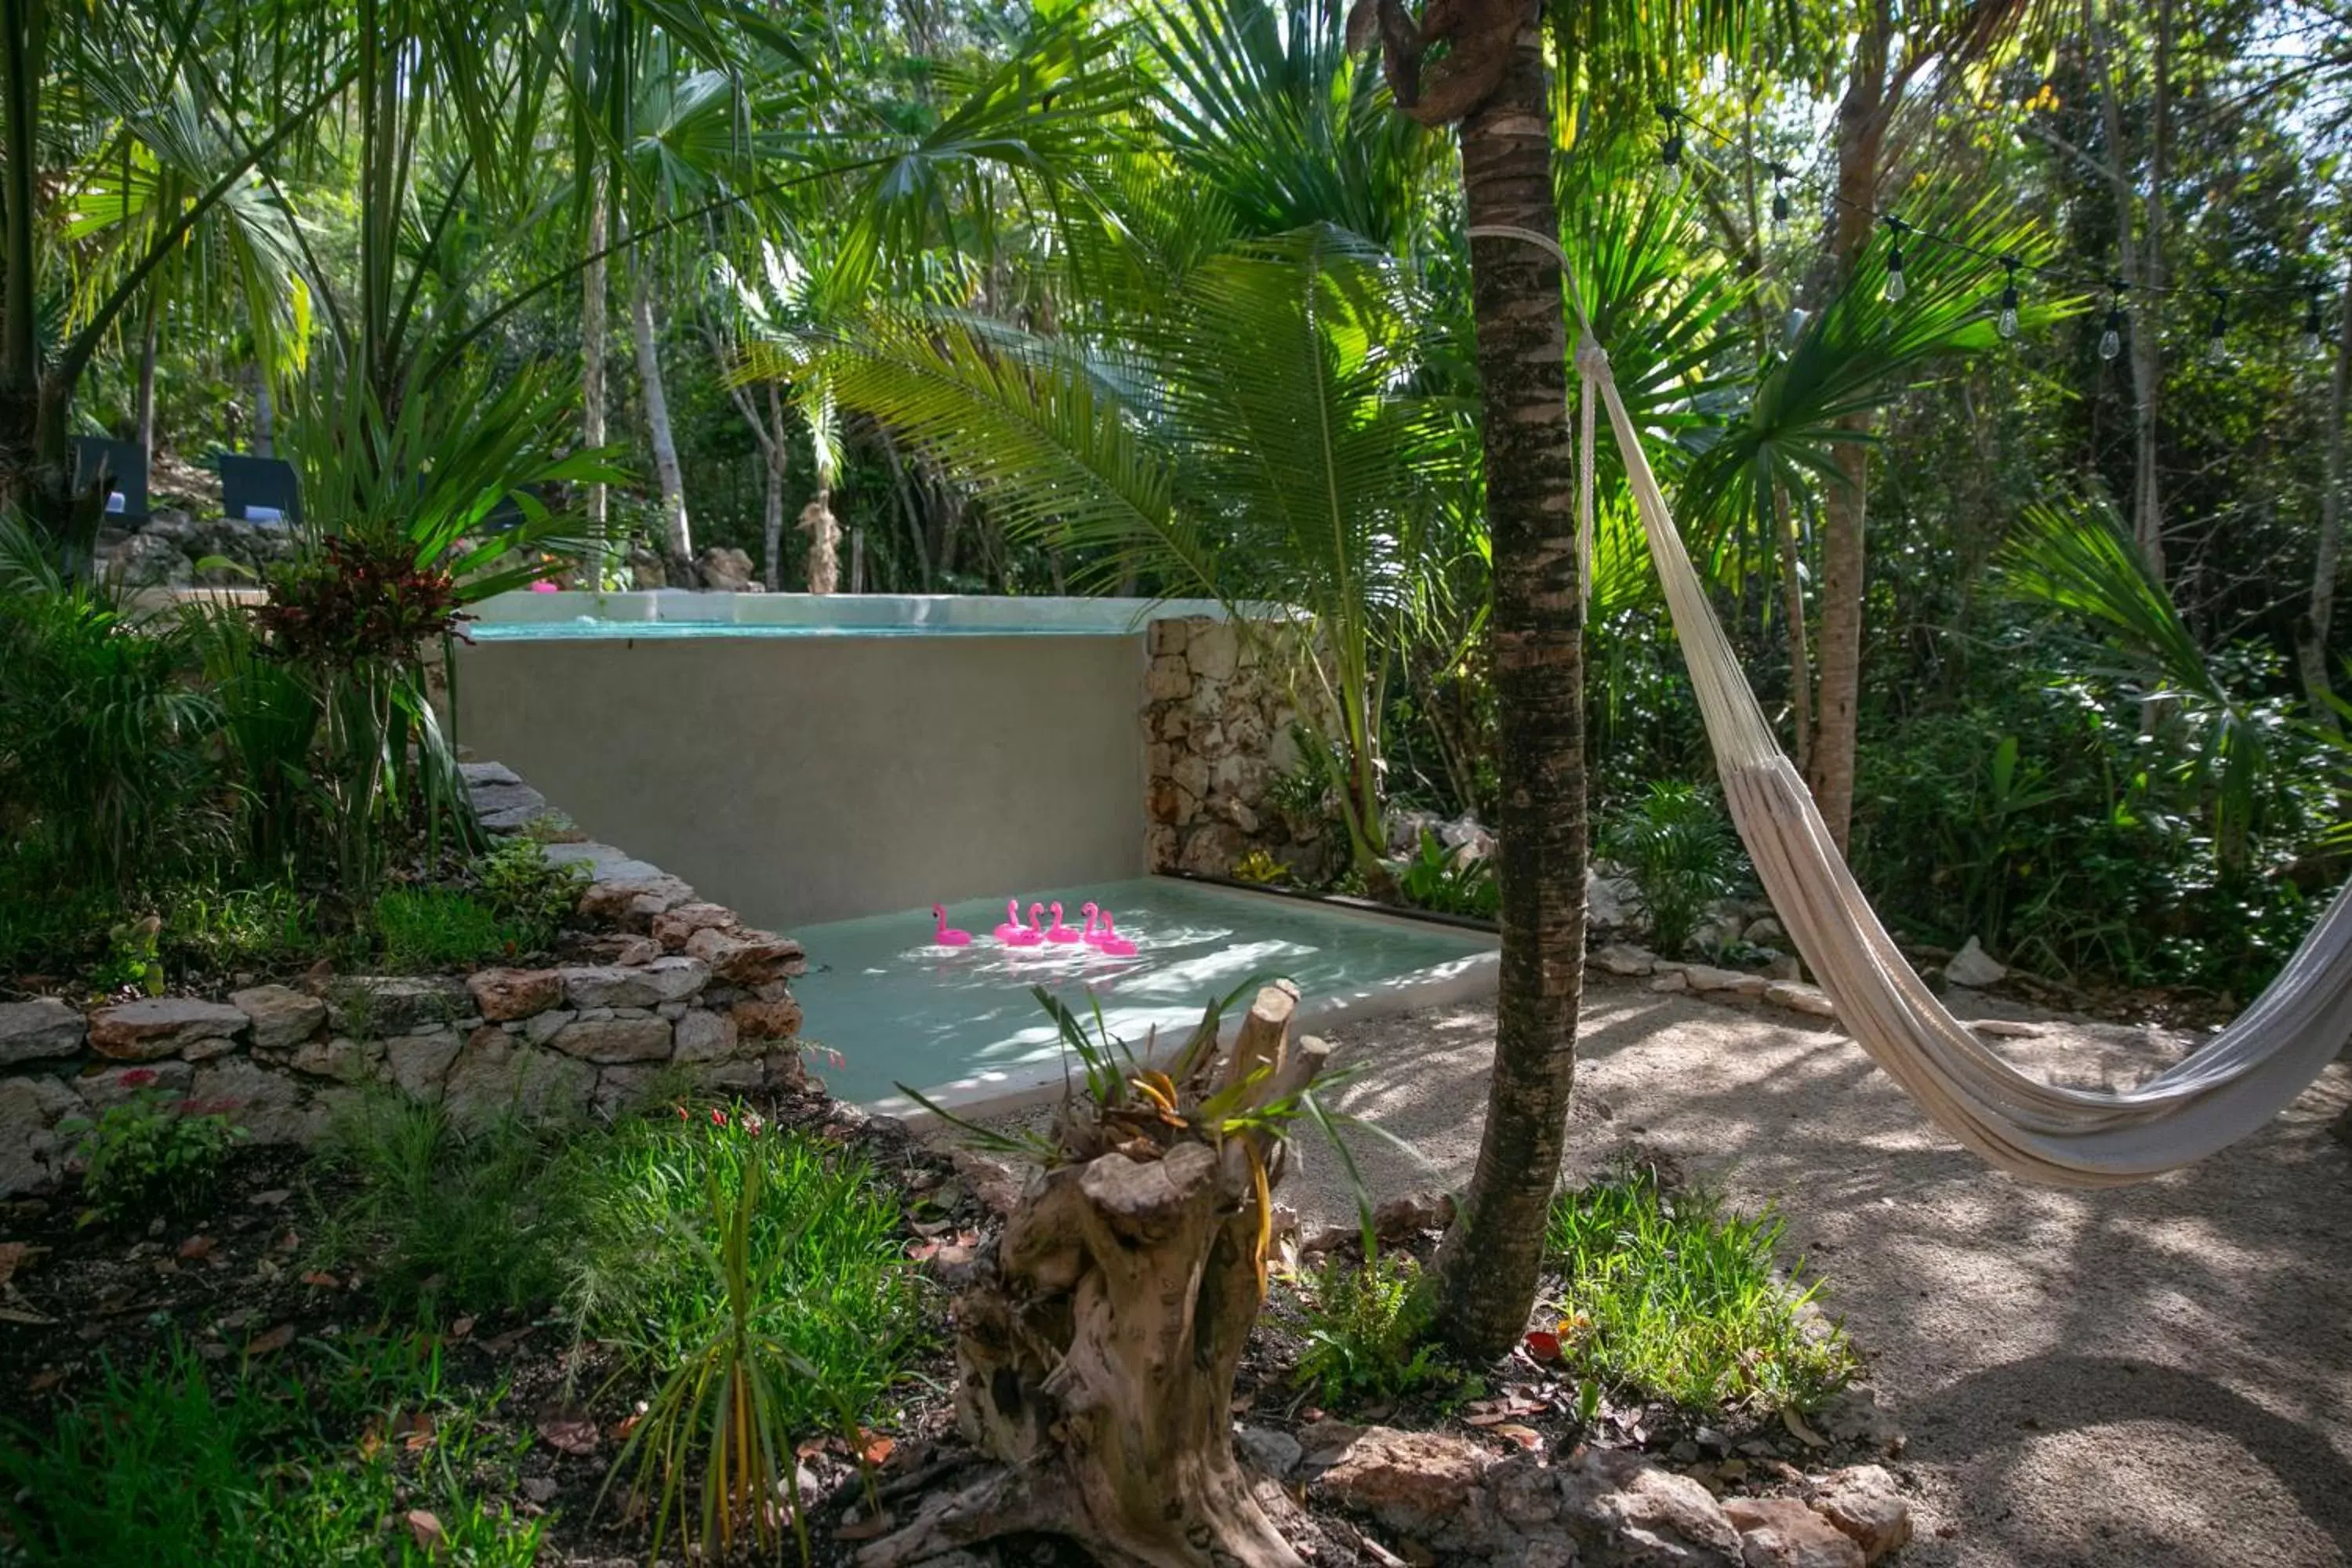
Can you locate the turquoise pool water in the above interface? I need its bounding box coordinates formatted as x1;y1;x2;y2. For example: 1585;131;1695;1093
785;878;1497;1109
465;590;1248;640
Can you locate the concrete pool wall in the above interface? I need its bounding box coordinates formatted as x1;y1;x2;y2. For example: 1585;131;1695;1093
449;593;1232;928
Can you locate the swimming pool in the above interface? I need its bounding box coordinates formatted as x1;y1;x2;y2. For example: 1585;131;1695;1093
786;877;1498;1115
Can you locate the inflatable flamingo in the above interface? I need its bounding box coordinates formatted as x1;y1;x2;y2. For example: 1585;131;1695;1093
993;899;1025;942
1080;902;1103;946
1094;912;1137;957
931;906;972;946
1045;902;1082;942
1001;904;1045;949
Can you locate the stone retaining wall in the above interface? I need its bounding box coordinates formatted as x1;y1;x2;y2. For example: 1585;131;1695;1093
0;763;808;1199
1143;616;1341;883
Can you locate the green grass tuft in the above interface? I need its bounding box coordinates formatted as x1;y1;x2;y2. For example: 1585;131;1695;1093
372;886;534;972
1544;1162;1857;1414
1292;1250;1447;1407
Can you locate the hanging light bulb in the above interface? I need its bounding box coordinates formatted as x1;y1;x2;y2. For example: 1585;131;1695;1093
2204;288;2230;367
2306;286;2327;358
1995;255;2021;340
1881;216;1908;303
1769;162;1791;224
2098;279;2126;361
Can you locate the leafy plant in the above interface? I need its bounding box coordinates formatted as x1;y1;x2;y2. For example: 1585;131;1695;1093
473;835;590;948
1231;848;1290;885
61;1084;245;1226
1397;828;1499;919
372;886;534;972
92;915;165;997
1602;783;1741;956
1544;1163;1856;1414
159;882;331;977
1293;1250;1447;1407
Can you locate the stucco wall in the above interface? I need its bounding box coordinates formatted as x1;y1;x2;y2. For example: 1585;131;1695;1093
451;633;1148;928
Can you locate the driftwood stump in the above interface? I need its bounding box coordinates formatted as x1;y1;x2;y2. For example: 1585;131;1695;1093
862;982;1327;1567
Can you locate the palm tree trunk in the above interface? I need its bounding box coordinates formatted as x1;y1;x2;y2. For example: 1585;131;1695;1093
135;288;161;463
762;383;789;591
1422;17;1588;1363
2091;0;2168;580
583;183;609;560
627;233;692;567
2303;250;2352;731
1774;484;1813;773
253;362;275;456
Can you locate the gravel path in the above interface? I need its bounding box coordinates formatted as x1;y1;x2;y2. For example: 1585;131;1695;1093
1287;979;2352;1568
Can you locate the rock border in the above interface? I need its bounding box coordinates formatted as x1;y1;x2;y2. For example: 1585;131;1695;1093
0;762;808;1199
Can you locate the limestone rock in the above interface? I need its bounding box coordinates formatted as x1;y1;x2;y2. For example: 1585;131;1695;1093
1189;622;1240;681
77;1060;193;1112
1812;1387;1904;1457
1650;969;1691;994
289;1036;383;1084
1145;655;1193;702
949;1148;1026;1217
1149;617;1190;657
441;1028;593;1126
559;956;709;1010
1487;1452;1562;1528
327;976;467;1036
1805;1466;1910;1563
107;531;191;587
579;873;697;927
1309;1425;1492;1541
0;1073;86;1196
1744;916;1788;946
1682;965;1770;997
1593;943;1658;978
696;546;757;590
88;998;249;1061
1765;981;1839;1019
385;1031;464;1098
684;927;804;985
1944;936;2006;989
191;1057;317;1144
592;1063;662;1116
459;760;524;788
230;985;326;1051
672;1008;745;1062
1722;1497;1864;1568
731;997;804;1041
0;997;85;1064
1177;821;1246;877
521;1007;577;1046
543;841;666;884
547;1015;672;1064
1969;1017;2043;1039
1235;1426;1303;1481
1557;1446;1743;1566
468;967;565;1022
1587;866;1643;928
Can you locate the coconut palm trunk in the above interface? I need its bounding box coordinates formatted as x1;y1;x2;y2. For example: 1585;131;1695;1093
2303;251;2352;730
1408;13;1590;1362
628;237;693;569
583;185;610;562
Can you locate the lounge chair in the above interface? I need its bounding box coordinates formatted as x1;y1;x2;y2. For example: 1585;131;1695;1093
73;436;149;521
217;452;303;524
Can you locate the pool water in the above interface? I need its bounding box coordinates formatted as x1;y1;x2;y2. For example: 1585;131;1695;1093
785;878;1497;1112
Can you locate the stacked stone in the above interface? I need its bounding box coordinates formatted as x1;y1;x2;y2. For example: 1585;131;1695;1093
0;764;809;1199
1142;615;1339;884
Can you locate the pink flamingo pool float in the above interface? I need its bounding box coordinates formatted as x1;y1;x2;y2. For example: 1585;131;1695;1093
1045;902;1083;942
993;899;1025;941
1094;911;1136;957
931;906;971;946
996;903;1045;949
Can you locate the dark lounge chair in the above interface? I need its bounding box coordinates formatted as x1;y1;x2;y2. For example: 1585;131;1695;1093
74;436;149;521
217;452;303;524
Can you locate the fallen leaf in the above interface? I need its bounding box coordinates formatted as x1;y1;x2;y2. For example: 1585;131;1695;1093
299;1271;340;1289
405;1508;445;1554
248;1189;292;1207
26;1369;63;1394
535;1404;599;1455
1492;1423;1545;1451
177;1235;215;1261
906;1240;939;1262
611;1411;642;1443
245;1323;295;1356
394;1410;436;1451
1782;1408;1827;1448
448;1316;475;1341
1523;1330;1562;1363
481;1326;533;1355
521;1477;559;1504
833;1515;893;1541
859;1433;895;1467
0;1241;29;1287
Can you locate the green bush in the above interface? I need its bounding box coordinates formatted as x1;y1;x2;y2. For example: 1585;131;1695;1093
1602;782;1741;956
1292;1250;1446;1407
372;886;533;972
1544;1163;1855;1414
472;834;588;947
1397;828;1499;919
563;1104;920;1437
61;1086;245;1227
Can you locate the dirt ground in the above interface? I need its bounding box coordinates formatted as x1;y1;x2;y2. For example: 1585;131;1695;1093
1287;978;2352;1568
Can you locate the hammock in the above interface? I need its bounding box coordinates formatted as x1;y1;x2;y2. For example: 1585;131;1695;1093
1472;224;2352;1187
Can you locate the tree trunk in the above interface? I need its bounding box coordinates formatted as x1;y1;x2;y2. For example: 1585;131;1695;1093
135;287;161;462
801;488;840;593
1419;15;1589;1363
583;186;609;562
252;361;275;456
2303;251;2352;730
628;234;692;568
2091;0;2168;579
862;986;1323;1567
762;384;789;591
1774;484;1813;774
1804;3;1891;855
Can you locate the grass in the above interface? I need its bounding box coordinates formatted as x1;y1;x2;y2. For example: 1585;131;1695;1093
564;1105;921;1438
313;1097;581;1318
1544;1161;1857;1414
0;1338;542;1567
372;886;535;972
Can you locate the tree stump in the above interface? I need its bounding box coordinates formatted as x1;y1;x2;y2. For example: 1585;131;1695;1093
862;982;1327;1567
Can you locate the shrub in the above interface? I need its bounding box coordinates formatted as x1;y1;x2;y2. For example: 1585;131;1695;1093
372;886;532;971
1602;782;1740;956
472;834;588;947
1292;1250;1446;1407
1397;828;1500;919
90;915;165;998
62;1084;245;1226
563;1104;919;1438
1544;1163;1855;1414
314;1096;577;1316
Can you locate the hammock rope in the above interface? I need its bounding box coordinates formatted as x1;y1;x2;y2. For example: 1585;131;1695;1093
1471;223;2352;1185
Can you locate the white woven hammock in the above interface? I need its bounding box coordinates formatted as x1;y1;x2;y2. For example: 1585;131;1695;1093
1473;224;2352;1186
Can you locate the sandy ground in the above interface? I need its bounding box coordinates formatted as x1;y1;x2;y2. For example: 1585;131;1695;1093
1267;979;2352;1568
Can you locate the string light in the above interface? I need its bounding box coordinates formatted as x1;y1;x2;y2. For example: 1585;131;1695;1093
1659;104;1684;176
2306;287;2326;357
1996;254;2021;340
1881;216;1908;303
1769;162;1791;224
2204;287;2230;366
2098;279;2127;361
